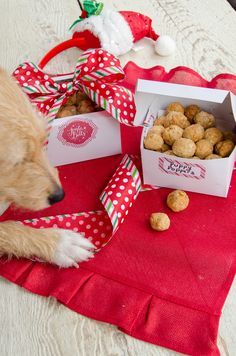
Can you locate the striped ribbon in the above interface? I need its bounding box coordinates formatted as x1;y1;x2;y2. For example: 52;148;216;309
13;49;136;138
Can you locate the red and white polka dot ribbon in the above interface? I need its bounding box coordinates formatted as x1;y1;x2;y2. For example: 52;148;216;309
13;49;136;129
23;155;141;249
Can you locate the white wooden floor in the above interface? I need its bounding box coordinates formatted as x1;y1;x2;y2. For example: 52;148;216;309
0;0;236;355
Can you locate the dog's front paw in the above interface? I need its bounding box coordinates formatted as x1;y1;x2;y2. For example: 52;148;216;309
52;229;95;268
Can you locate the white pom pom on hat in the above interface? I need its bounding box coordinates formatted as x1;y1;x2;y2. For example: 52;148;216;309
70;9;176;57
154;35;176;56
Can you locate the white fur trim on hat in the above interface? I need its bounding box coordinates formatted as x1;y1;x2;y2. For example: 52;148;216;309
71;9;134;56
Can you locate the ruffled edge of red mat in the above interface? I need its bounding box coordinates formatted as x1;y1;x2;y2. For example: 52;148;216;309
1;257;236;356
122;62;236;94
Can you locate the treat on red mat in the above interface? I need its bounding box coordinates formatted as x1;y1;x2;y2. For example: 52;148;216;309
70;0;176;56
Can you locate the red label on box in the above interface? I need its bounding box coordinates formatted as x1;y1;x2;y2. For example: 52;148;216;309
58;119;97;147
159;157;206;180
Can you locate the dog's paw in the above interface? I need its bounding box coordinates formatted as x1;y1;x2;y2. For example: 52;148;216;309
52;229;95;268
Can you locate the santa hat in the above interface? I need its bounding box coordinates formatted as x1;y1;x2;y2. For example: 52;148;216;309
70;7;176;57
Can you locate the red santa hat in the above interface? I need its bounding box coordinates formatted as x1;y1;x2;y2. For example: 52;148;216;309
70;9;176;57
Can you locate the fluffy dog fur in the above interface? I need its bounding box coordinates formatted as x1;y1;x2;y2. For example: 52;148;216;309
0;69;94;267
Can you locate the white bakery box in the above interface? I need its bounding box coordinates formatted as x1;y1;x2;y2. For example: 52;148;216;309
46;76;122;166
134;80;236;197
47;110;121;166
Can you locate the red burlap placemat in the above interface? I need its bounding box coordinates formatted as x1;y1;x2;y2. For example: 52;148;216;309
1;64;236;355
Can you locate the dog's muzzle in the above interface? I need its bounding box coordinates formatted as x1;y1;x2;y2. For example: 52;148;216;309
48;187;65;205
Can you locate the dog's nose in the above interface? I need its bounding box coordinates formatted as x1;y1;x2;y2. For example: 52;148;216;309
48;187;65;205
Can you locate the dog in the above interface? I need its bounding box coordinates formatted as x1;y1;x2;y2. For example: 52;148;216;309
0;69;94;267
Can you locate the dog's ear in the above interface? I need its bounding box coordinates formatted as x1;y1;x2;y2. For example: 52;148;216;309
0;125;27;167
0;68;47;166
0;68;34;119
0;68;46;131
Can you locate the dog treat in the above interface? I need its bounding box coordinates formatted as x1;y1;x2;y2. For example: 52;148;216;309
150;212;170;231
204;127;223;145
161;143;171;152
166;102;185;114
66;93;77;105
163;125;183;145
222;130;236;142
172;138;196;158
154;116;166;126
215;139;235;157
76;92;89;102
195;139;213;159
184;104;200;122
165;111;190;129
56;91;100;118
183;124;204;142
164;150;176;155
205;154;221;159
167;190;189;212
149;125;165;135
56;105;77;118
194;111;216;129
77;98;96;114
144;132;164;151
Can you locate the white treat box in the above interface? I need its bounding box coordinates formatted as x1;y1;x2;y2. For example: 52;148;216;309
46;110;121;167
45;74;122;167
134;80;236;197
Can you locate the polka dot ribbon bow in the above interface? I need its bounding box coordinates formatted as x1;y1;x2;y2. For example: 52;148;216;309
13;49;136;126
24;155;141;250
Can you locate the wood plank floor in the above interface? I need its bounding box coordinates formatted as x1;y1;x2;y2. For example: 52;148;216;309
0;1;236;355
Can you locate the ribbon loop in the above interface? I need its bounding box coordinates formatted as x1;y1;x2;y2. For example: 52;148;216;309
13;49;136;125
23;154;141;249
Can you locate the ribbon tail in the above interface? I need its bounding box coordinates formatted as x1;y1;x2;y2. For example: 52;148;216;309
100;154;141;234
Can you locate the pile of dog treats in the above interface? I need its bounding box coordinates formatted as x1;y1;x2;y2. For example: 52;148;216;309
56;92;102;118
144;102;235;159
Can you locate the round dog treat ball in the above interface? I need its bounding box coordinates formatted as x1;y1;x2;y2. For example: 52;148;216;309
164;150;176;156
144;133;164;151
154;116;166;126
161;143;171;152
222;130;236;142
166;102;185;114
150;212;170;231
205;154;221;160
77;99;96;114
194;111;216;129
204;127;223;145
184;105;200;123
183;124;204;142
76;92;89;103
166;111;190;129
56;105;77;118
66;93;77;106
195;139;213;159
149;125;165;136
167;190;189;212
215;139;235;157
172;138;196;158
163;125;183;145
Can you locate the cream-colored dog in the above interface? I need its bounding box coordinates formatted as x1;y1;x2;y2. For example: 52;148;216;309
0;69;94;267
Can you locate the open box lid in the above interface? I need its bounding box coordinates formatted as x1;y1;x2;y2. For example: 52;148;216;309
134;79;236;127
